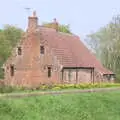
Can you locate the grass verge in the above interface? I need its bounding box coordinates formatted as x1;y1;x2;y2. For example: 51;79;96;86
0;91;120;120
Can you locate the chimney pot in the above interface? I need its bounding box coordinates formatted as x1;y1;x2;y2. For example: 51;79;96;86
53;18;58;31
33;11;36;17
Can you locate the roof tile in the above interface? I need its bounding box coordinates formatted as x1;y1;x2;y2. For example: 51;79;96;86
39;27;113;74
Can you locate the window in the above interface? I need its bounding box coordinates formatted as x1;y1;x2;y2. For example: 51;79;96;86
107;75;111;80
10;65;14;76
18;47;22;55
111;75;115;81
40;46;44;54
103;74;112;81
65;71;69;81
48;67;51;77
68;70;72;81
2;68;4;72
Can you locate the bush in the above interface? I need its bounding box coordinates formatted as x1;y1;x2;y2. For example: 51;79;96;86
52;86;61;90
0;85;15;93
0;83;120;93
0;85;27;93
52;83;120;90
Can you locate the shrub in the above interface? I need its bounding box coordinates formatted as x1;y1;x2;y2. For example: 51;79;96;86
52;86;61;90
0;85;15;93
52;83;120;90
0;83;120;93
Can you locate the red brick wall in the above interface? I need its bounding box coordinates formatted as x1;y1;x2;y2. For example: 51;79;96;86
77;69;92;83
94;69;114;83
62;68;93;84
4;32;63;87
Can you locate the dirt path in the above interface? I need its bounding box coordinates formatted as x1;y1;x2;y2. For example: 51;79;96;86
0;87;120;99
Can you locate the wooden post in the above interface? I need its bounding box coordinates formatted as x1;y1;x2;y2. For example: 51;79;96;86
92;68;95;84
76;69;78;84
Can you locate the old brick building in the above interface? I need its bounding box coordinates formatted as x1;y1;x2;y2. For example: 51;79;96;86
3;11;114;87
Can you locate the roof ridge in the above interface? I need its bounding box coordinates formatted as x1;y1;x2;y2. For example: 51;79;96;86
39;26;56;32
39;25;78;37
58;31;77;37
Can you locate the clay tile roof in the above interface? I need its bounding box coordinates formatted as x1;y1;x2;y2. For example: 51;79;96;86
39;26;113;75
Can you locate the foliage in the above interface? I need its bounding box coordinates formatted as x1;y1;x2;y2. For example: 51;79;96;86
0;91;120;120
0;25;23;78
43;22;72;34
52;83;120;90
0;85;15;93
38;83;120;90
0;83;120;93
87;15;120;81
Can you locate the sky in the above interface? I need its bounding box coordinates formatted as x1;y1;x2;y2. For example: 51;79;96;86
0;0;120;39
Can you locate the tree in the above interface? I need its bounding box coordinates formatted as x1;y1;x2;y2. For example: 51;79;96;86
43;22;72;34
0;25;23;78
87;15;120;81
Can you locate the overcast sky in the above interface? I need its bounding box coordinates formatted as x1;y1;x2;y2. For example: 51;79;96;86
0;0;120;39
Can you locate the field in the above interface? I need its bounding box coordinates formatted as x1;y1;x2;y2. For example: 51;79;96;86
0;91;120;120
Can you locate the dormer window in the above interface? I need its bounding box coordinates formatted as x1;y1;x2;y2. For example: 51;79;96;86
40;46;45;54
18;47;22;55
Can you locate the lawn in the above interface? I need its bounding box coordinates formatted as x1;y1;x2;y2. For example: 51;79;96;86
0;91;120;120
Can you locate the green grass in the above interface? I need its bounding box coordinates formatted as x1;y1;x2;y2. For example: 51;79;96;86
0;91;120;120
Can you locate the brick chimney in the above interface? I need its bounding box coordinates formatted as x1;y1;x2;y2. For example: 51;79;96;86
27;11;38;33
53;18;59;31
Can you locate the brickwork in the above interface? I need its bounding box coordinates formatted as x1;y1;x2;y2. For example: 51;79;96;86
62;68;93;84
4;32;62;87
3;11;114;87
